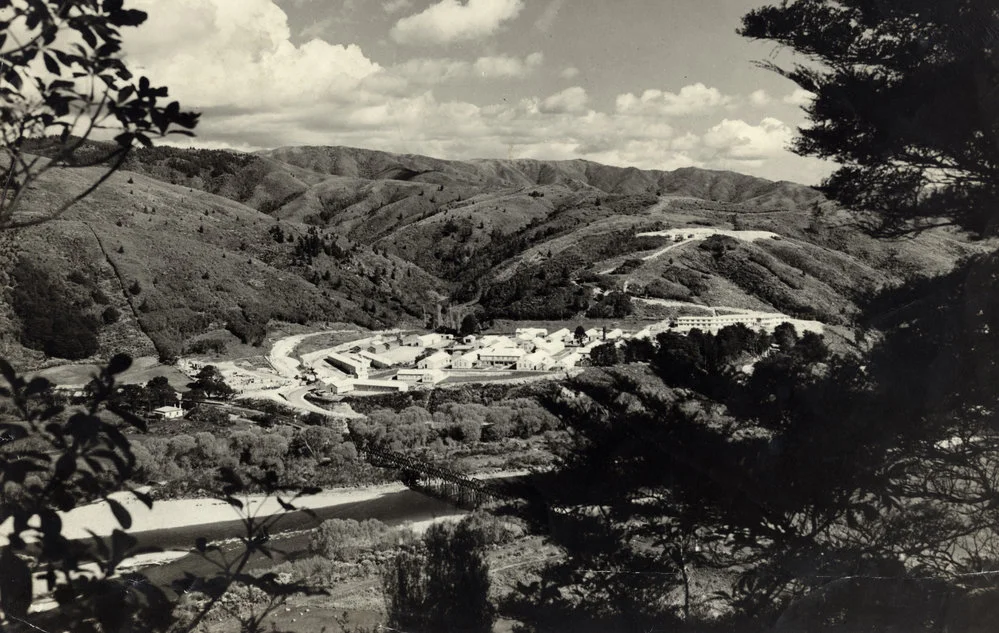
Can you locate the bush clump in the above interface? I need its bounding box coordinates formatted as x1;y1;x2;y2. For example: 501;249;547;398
12;259;99;359
309;519;416;562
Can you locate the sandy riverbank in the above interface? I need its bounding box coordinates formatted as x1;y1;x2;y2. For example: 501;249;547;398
1;482;413;545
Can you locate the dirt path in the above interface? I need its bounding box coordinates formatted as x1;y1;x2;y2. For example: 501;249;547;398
640;236;698;261
634;297;717;315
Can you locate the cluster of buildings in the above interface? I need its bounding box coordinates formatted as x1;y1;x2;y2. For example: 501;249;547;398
314;327;625;396
310;311;824;397
640;313;825;337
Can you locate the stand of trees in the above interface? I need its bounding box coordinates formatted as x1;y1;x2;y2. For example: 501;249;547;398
383;516;494;633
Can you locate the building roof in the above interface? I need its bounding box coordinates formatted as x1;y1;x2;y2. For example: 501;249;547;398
480;346;526;358
152;406;183;414
327;351;370;368
422;350;451;361
521;351;553;363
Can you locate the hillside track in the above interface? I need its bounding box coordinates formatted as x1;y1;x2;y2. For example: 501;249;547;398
80;221;157;350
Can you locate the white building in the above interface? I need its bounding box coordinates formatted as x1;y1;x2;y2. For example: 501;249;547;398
650;314;825;336
534;338;565;356
548;328;571;343
605;328;625;340
557;352;582;369
358;350;394;368
517;352;555;371
403;333;449;348
477;335;516;349
478;347;526;367
578;341;601;358
452;350;480;370
325;351;370;379
515;338;537;352
396;369;445;385
151;405;184;420
323;379;355;395
584;328;601;340
515;327;548;340
417;350;452;370
352;379;410;393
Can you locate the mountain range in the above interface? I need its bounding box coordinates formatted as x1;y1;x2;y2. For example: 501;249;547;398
3;142;985;365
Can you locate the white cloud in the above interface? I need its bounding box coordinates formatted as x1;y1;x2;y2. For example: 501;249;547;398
615;83;732;117
670;132;700;151
539;86;589;114
749;89;771;107
702;118;793;161
392;57;472;84
391;52;542;84
122;0;381;109
560;66;580;79
390;0;524;46
382;0;412;14
473;52;542;78
783;88;815;107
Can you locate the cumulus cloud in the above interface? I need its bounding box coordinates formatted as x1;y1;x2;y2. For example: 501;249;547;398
390;0;524;46
560;66;580;79
539;86;589;114
391;52;542;84
783;88;815;107
122;0;381;109
473;52;542;78
615;83;732;117
702;118;793;161
382;0;412;14
392;57;472;84
749;89;771;107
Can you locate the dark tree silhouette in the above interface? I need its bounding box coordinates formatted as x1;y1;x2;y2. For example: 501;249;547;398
740;0;999;237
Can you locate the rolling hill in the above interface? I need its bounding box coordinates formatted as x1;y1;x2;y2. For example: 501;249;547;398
4;142;988;366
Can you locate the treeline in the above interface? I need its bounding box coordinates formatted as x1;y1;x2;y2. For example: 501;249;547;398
131;423;375;495
588;321;827;399
348;399;561;452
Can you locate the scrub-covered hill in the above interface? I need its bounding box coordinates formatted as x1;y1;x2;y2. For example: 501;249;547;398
6;141;988;365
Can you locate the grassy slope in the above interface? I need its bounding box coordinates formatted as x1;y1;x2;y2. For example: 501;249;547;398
6;143;987;365
6;163;445;364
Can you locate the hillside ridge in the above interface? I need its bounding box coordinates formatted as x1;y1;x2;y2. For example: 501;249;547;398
3;140;986;366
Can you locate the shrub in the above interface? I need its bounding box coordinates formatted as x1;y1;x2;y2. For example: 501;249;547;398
101;306;121;324
12;259;99;359
185;337;228;355
90;288;111;305
308;518;408;562
187;405;229;426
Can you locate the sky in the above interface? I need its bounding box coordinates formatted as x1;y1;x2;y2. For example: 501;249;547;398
119;0;835;184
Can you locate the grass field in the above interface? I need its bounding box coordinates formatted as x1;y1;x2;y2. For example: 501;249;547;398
31;355;192;389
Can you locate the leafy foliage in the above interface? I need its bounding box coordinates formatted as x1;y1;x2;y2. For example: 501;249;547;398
1;0;198;228
383;516;494;633
187;365;235;400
